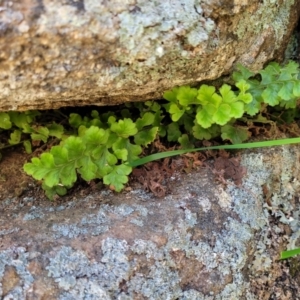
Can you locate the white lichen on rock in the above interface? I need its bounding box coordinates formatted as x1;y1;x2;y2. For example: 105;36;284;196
1;146;300;298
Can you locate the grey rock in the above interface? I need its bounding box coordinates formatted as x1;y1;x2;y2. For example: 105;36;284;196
1;145;300;299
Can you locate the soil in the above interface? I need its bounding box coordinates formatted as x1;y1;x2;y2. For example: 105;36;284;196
0;146;102;208
0;147;38;200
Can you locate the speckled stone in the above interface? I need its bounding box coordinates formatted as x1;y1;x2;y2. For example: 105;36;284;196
1;145;300;299
0;0;299;111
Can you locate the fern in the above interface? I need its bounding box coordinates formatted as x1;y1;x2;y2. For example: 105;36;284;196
24;122;137;197
164;60;300;144
0;110;64;154
0;60;298;199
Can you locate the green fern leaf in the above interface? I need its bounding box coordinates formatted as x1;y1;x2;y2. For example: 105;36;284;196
221;125;249;144
113;138;142;162
134;127;158;146
235;79;251;93
63;136;85;160
193;124;220;140
293;81;300;97
92;146;116;177
281;98;297;109
69;113;83;128
50;145;80;186
177;86;198;106
103;164;132;191
78;156;98;181
110;118;138;138
219;84;237;103
81;126;109;149
93;145;117;165
136;112;155;130
113;148;128;161
50;146;69;165
0;112;12;129
168;104;185;122
197;85;217;105
9;112;33;129
261;84;281;106
237;92;252;104
229;101;244;119
42;183;68;200
259;63;280;85
145;101;161;112
278;82;294;101
24;153;60;187
193;124;212;140
163;87;180;102
31;126;49;143
167;123;182;142
23;140;32;154
178;134;194;149
213;103;232;125
236;80;253;103
283;60;299;75
9;130;21;145
48;123;64;139
232;64;254;81
196;104;216;128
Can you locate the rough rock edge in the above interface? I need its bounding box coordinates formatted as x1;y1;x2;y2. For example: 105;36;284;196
0;0;299;111
1;145;300;299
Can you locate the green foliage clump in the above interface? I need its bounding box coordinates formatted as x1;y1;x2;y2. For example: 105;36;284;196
163;61;300;145
24;125;134;198
22;101;163;199
233;61;300;112
1;61;300;199
0;110;64;159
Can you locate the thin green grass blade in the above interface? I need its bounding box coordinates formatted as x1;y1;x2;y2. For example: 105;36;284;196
280;248;300;259
128;137;300;167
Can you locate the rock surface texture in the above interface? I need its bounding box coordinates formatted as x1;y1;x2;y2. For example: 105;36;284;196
1;145;300;299
0;0;300;111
